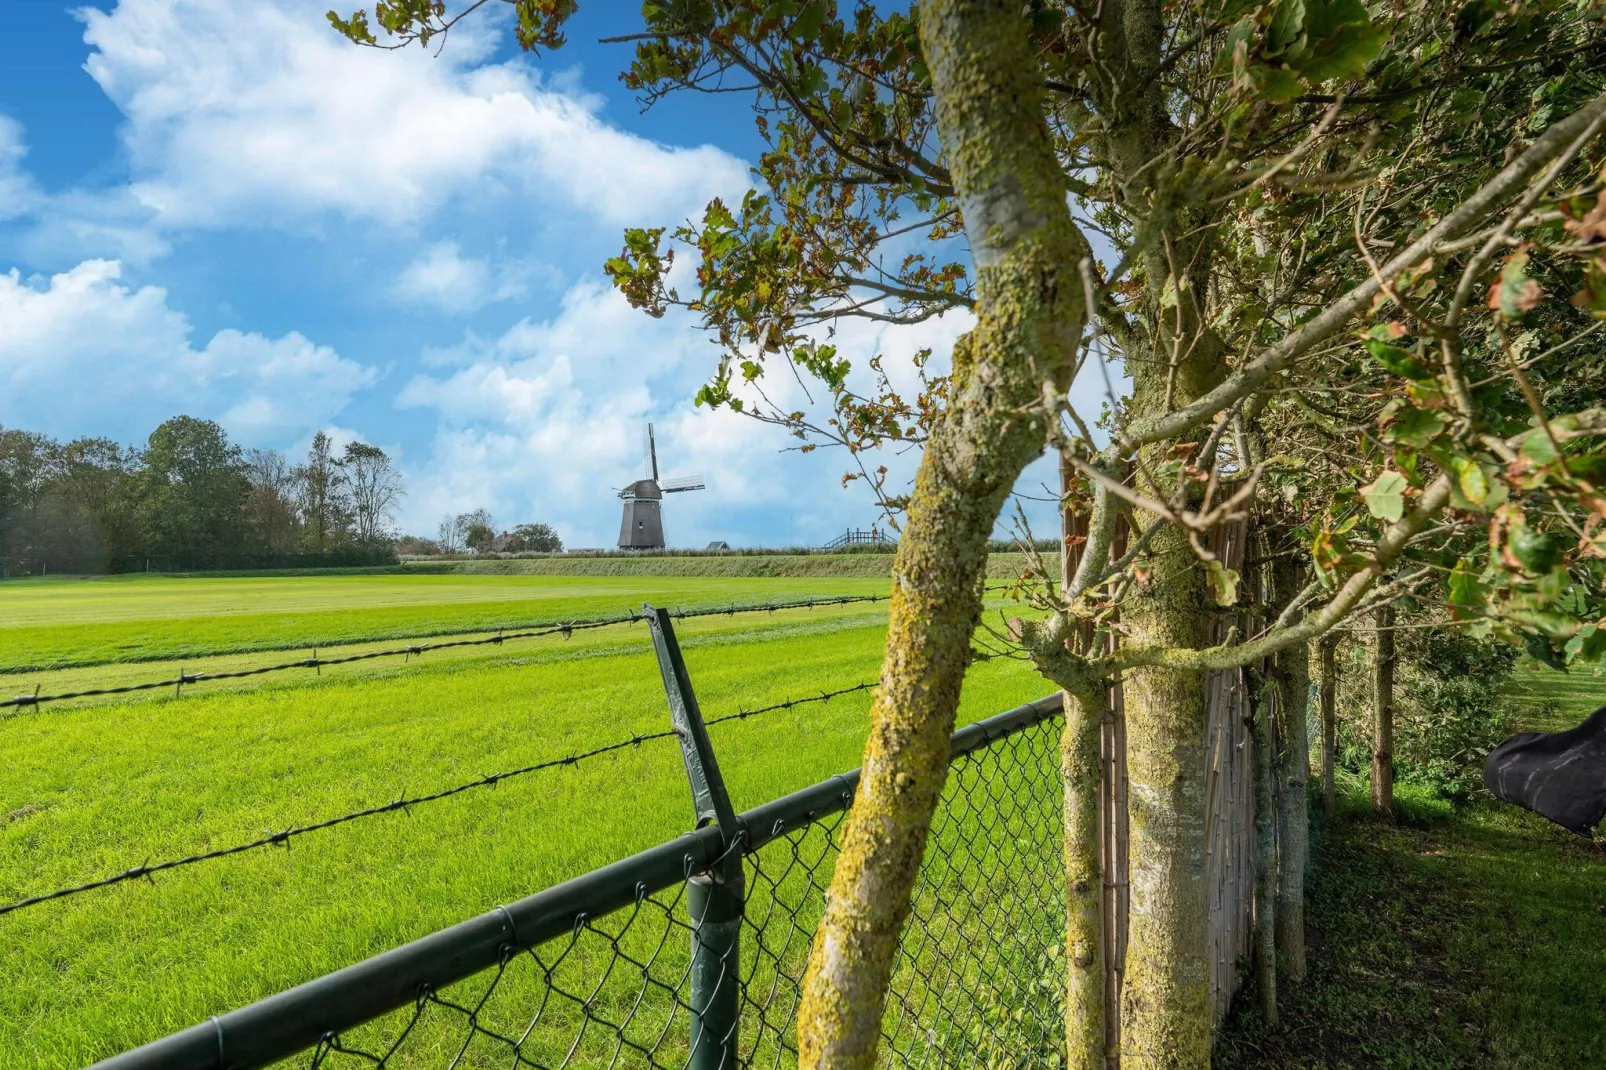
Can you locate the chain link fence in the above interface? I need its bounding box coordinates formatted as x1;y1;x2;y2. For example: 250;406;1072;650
94;696;1067;1070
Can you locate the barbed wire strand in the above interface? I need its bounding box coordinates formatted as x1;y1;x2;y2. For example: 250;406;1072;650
1;594;897;712
0;678;880;919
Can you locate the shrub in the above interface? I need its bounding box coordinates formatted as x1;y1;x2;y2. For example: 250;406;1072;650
1394;630;1517;800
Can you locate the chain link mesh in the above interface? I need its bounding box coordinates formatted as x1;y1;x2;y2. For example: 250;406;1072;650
303;713;1066;1070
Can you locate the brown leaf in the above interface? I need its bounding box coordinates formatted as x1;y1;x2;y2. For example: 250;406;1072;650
1565;189;1606;244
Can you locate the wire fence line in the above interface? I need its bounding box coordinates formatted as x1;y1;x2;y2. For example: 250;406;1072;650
1;594;897;712
91;693;1066;1070
0;678;882;920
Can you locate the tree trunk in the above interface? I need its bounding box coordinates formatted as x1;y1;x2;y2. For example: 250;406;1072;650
1065;685;1108;1069
1247;667;1278;1027
795;4;1088;1065
1319;638;1337;814
1117;526;1216;1068
1097;0;1227;1050
1371;604;1396;818
1270;557;1309;984
1061;457;1105;1070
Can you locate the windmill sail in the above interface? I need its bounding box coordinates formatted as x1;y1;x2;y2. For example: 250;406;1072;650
646;423;660;481
661;475;705;493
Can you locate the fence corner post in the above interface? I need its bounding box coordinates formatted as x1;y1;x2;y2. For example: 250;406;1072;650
644;603;745;1070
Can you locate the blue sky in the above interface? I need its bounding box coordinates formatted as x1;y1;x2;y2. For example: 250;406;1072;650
0;0;1097;548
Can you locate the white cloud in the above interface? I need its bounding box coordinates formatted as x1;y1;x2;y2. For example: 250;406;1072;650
394;277;807;543
0;115;42;223
0;259;377;444
78;0;749;231
388;276;1059;547
394;241;528;313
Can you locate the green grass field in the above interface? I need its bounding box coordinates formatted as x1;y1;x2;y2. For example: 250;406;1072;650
11;568;1600;1068
0;572;899;673
0;570;1049;1068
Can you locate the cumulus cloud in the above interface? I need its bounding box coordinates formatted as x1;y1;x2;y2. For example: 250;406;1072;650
394;241;531;313
0;259;377;444
78;0;749;231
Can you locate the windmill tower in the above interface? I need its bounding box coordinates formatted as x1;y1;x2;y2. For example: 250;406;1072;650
617;423;705;549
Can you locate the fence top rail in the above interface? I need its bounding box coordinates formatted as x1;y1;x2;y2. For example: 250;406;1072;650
88;691;1063;1070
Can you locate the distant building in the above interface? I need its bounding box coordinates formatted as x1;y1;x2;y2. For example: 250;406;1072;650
706;540;732;552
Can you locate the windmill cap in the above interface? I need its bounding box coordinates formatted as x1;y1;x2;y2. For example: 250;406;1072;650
619;478;662;500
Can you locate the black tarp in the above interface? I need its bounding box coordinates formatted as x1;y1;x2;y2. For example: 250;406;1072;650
1484;703;1606;836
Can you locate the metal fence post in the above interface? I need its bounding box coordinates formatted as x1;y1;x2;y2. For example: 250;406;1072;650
644;604;744;1070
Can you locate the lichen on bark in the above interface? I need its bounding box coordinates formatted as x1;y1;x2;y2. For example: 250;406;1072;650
794;2;1089;1065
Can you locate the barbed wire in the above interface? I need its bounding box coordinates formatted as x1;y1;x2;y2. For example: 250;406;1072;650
0;677;880;919
1;594;894;712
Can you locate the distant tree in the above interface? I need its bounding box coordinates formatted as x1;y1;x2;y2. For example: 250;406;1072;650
436;514;463;554
394;534;440;555
243;448;301;552
464;521;494;553
56;437;142;567
295;431;349;552
502;522;562;553
142;416;249;566
0;426;60;571
339;441;404;544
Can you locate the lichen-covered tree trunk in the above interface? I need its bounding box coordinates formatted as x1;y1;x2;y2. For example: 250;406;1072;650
1246;668;1278;1027
1060;460;1106;1070
1319;638;1337;814
1117;532;1217;1067
1270;556;1309;983
1064;685;1108;1070
1371;604;1396;818
795;3;1088;1065
1096;0;1227;1059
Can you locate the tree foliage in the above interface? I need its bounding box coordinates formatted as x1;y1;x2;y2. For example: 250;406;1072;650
0;417;406;572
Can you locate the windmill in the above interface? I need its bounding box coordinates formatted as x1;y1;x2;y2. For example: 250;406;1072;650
617;423;705;549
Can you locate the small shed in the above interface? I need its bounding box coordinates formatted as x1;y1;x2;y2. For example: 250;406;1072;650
705;540;733;551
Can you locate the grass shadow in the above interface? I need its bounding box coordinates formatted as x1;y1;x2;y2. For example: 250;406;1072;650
1215;800;1606;1068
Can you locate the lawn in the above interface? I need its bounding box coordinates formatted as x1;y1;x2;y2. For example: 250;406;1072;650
1215;664;1606;1069
0;572;892;672
0;570;1051;1068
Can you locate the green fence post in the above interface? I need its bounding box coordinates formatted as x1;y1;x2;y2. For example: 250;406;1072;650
644;604;744;1070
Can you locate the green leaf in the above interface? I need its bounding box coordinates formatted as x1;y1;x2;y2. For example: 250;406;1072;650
1360;470;1408;521
1509;525;1563;574
1524;633;1568;672
1518;427;1559;467
1249;64;1305;100
1206;560;1240;607
1387;407;1447;448
1452;456;1489;505
1294;18;1387;81
1267;0;1307;52
1566;623;1606;666
1365;339;1434;381
1214;19;1255;76
1447;556;1487;610
792;0;827;41
1159;274;1183;309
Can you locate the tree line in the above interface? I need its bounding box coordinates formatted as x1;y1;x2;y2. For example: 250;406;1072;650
397;510;564;556
0;416;404;574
